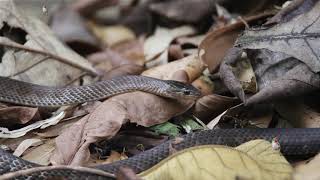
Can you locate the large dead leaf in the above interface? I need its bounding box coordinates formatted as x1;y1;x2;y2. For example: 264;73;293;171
0;0;97;86
51;92;194;166
236;0;320;73
139;140;292;180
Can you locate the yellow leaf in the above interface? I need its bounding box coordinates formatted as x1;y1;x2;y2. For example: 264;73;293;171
139;140;292;180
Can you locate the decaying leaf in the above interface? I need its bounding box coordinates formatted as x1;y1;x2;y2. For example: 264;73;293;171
13;138;43;157
0;0;97;86
87;49;143;76
71;0;118;17
220;47;320;104
149;0;215;23
139;140;292;180
0;106;39;126
142;55;205;81
193;94;239;123
90;24;136;47
199;12;275;73
144;26;195;66
226;1;320;104
275;97;320;128
103;151;128;164
22;139;55;165
111;38;145;66
51;92;194;165
236;1;320;73
294;153;320;180
50;6;100;56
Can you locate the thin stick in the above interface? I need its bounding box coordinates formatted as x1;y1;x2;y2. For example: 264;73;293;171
0;41;98;76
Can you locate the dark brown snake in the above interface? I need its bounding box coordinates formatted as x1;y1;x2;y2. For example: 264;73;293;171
0;75;319;179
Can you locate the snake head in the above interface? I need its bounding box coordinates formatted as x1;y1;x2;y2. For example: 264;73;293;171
165;80;202;100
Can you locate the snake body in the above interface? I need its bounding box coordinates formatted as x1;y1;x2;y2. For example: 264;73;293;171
0;128;320;179
0;75;201;107
0;76;319;179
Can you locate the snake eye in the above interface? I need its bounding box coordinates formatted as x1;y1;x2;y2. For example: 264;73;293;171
183;89;191;95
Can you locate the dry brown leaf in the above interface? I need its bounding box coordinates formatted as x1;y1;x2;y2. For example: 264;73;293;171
87;49;139;73
275;99;320;128
22;139;55;166
294;153;320;180
104;151;128;164
176;35;205;47
0;106;39;126
90;24;136;47
51;92;194;165
13;138;43;157
144;26;195;64
199;12;274;73
71;0;118;17
111;38;145;66
149;0;214;24
193;94;240;123
35;117;80;138
142;55;205;82
168;44;184;61
191;75;215;95
0;0;97;86
50;6;100;56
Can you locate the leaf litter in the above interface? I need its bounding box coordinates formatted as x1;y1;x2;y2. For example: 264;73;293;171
0;0;319;179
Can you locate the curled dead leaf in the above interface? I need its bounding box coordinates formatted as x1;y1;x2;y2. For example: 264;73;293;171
193;94;239;123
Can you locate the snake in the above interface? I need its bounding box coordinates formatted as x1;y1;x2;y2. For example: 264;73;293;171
0;75;319;179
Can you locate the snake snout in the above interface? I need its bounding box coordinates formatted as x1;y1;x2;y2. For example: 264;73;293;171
165;80;202;100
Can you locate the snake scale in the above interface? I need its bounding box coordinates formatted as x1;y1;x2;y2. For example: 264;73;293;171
0;75;319;179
